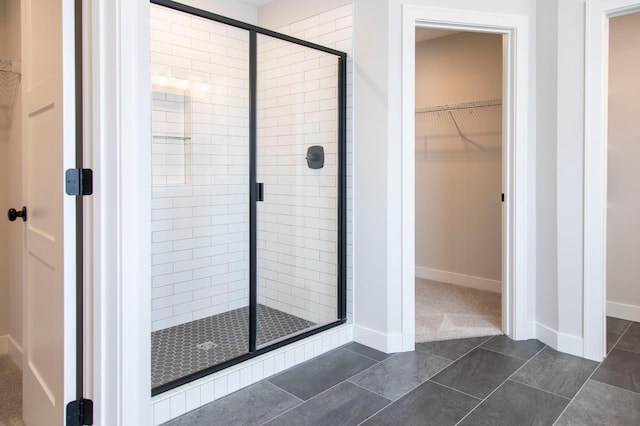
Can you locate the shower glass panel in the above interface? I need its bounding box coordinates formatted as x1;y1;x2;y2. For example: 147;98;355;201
256;34;340;347
150;3;250;391
148;0;346;396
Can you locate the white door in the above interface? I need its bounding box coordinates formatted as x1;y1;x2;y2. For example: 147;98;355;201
21;0;77;424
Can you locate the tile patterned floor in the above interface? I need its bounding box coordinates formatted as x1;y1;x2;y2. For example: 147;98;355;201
163;317;640;425
152;305;315;388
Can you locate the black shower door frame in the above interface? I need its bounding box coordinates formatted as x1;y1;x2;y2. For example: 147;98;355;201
151;0;347;396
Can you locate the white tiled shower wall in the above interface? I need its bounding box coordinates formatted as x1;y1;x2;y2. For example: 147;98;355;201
151;4;354;424
256;4;353;325
150;6;251;331
149;3;353;332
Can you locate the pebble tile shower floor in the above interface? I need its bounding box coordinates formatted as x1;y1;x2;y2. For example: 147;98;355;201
163;317;640;425
152;305;315;388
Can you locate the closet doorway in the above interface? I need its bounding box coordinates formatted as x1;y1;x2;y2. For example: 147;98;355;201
413;28;504;342
604;12;640;347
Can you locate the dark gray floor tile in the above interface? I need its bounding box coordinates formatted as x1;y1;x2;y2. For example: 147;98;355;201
415;336;491;360
163;381;301;426
342;342;393;362
481;336;545;360
607;316;631;354
361;381;479;426
348;351;450;400
556;379;640;426
265;382;390;426
459;380;569;426
431;348;524;399
592;348;640;393
616;322;640;355
267;348;376;400
511;347;598;398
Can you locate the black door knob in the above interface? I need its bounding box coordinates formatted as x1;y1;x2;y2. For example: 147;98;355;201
7;207;27;222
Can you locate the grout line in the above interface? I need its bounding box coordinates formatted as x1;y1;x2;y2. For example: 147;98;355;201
508;377;572;401
428;380;484;401
340;345;392;363
454;343;547;425
415;335;495;363
606;321;633;356
347;380;395;401
551;361;602;425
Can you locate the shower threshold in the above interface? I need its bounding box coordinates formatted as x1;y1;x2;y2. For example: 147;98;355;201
151;304;315;389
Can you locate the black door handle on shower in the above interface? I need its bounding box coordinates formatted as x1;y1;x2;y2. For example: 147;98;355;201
7;206;27;222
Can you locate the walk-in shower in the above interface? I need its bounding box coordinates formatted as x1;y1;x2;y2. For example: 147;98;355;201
149;0;346;395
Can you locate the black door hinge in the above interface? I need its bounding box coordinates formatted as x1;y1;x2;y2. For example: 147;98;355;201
501;193;505;202
66;398;94;425
65;168;93;196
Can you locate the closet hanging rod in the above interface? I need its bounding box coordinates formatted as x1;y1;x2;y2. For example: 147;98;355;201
415;98;501;114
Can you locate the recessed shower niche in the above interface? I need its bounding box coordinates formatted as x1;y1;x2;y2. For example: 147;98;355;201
149;0;346;395
151;85;192;186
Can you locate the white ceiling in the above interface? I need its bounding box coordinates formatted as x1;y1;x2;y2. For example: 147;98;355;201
415;28;459;43
236;0;274;7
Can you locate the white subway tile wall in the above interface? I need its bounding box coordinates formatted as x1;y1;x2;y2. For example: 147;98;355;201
150;5;251;331
151;4;353;422
255;4;354;326
150;3;352;332
255;35;339;325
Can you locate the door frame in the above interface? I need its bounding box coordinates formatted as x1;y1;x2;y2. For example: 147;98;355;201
401;5;532;350
583;0;640;362
87;0;152;424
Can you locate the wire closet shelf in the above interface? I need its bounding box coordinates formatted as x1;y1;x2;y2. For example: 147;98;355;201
415;98;502;148
0;58;21;130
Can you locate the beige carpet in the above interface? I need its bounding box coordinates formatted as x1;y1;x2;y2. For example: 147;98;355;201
416;278;502;342
0;355;24;426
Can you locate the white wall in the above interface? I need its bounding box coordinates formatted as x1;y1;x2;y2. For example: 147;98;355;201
353;0;535;352
606;12;640;321
179;0;258;24
0;0;22;362
534;0;559;344
258;0;351;30
414;32;502;288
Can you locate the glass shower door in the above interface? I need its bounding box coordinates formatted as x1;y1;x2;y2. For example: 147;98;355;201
150;3;250;392
255;34;341;348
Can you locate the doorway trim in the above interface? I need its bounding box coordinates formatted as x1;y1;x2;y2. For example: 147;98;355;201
583;0;640;362
401;5;532;350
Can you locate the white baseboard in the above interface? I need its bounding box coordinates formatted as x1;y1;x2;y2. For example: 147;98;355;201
415;266;502;294
0;335;22;370
536;322;584;358
352;325;402;353
607;301;640;322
